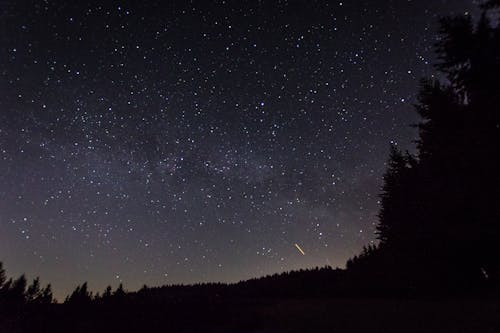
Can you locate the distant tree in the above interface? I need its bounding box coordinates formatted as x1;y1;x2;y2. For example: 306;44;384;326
102;285;112;299
39;284;53;304
66;282;92;305
0;262;5;288
26;277;41;303
113;283;126;299
1;278;13;295
9;275;28;303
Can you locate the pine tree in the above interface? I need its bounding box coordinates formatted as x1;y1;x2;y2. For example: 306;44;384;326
113;283;126;299
364;3;500;292
39;284;53;304
0;262;5;289
376;146;413;247
102;285;112;299
10;275;27;303
423;6;500;282
26;277;41;303
66;282;92;305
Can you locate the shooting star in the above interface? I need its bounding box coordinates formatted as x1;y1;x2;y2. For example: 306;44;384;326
294;243;305;255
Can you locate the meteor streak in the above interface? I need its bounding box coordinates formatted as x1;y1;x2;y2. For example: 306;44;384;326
294;243;305;255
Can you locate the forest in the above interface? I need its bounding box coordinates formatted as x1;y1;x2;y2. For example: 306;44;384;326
1;1;500;332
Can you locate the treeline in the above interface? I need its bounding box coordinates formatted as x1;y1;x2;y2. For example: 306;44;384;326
0;262;352;333
63;266;347;306
0;262;53;309
1;259;499;332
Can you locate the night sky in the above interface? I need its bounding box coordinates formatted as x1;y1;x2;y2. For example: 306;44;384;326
0;0;476;300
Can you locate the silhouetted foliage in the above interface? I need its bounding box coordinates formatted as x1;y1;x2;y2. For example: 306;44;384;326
39;284;53;305
9;275;27;305
26;277;41;303
348;2;500;294
0;263;5;289
0;261;53;331
102;285;112;299
66;282;93;306
114;283;126;298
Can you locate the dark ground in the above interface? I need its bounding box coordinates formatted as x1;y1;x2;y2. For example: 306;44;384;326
2;297;499;332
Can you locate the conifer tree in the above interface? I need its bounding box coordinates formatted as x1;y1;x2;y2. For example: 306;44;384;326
366;3;500;290
0;262;5;289
26;277;41;303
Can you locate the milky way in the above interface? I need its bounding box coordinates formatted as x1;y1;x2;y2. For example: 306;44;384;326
0;0;475;299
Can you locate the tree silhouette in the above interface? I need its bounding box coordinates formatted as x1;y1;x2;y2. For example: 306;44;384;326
0;262;53;309
0;262;5;288
113;283;126;302
376;146;416;248
39;284;53;304
9;275;27;304
26;277;41;303
423;7;500;285
102;285;112;299
66;282;93;305
360;3;500;292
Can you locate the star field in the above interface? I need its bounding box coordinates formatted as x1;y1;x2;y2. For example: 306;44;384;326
0;0;476;300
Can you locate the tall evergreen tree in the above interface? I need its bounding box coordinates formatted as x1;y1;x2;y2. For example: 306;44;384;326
424;5;500;282
366;3;500;292
376;146;415;248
